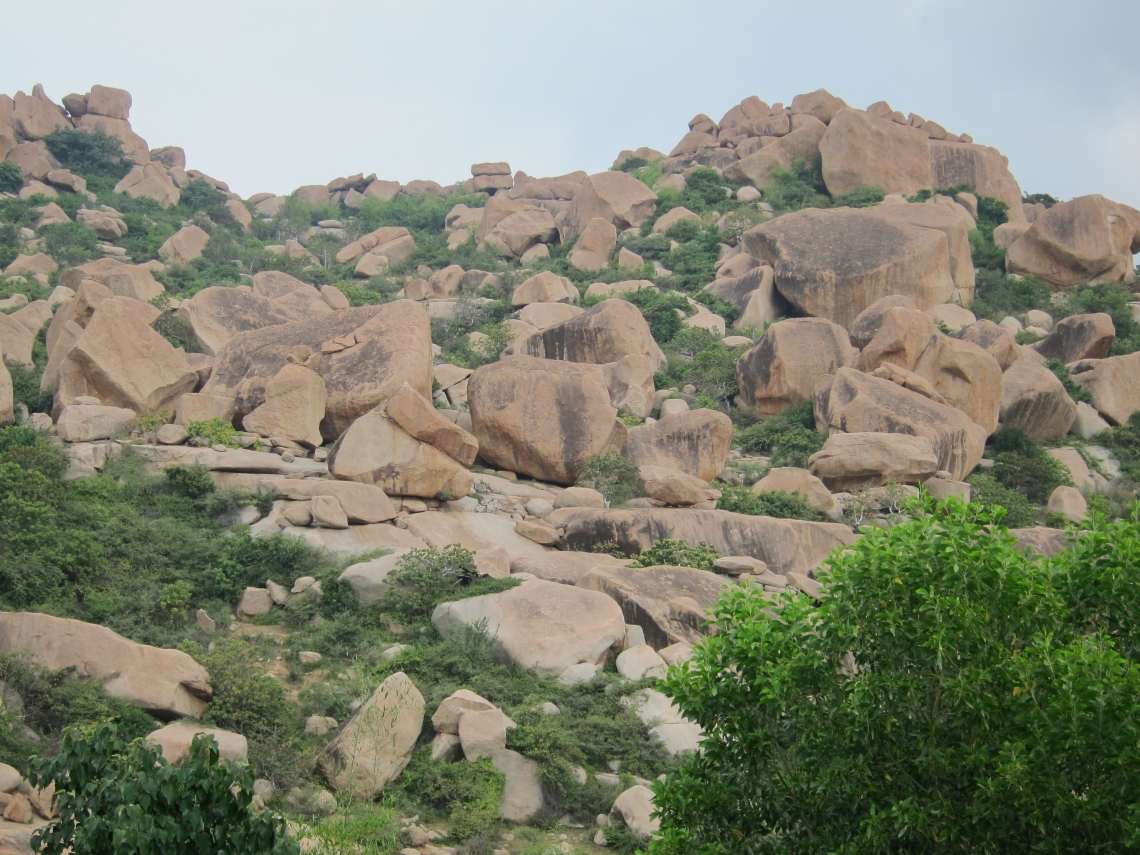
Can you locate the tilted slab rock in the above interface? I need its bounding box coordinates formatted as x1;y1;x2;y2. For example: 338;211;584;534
957;319;1020;371
385;382;478;467
176;286;305;356
999;360;1077;441
547;508;856;576
508;552;631;585
1029;313;1116;364
1071;352;1140;425
928;140;1026;223
809;432;940;491
736;318;857;416
0;612;211;718
243;362;327;448
507;299;665;371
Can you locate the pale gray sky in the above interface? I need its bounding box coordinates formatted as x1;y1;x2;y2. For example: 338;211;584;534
4;0;1138;208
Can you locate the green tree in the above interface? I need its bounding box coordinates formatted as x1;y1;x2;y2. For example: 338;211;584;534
0;162;21;194
576;451;641;507
650;499;1140;854
30;722;297;855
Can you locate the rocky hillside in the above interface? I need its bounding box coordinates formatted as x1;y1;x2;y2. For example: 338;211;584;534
0;82;1138;853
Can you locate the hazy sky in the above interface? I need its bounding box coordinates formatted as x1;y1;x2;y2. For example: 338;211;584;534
4;1;1139;208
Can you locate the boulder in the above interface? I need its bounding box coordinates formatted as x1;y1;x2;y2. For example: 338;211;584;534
431;579;626;674
928;140;1026;223
808;432;939;491
508;551;628;585
311;495;349;529
10;300;53;336
251;271;333;317
603;355;655;419
467;356;626;484
507;299;665;370
485;208;557;258
55;404;136;442
751;467;835;513
242;362;327;448
175;393;236;426
1006;195;1140;288
335;227;416;267
510;271;578;307
57;298;198;415
790;89;848;124
148;723;247;765
431;688;495;734
91;264;164;303
723;116;827;190
735;318;857;415
1030;313;1115;363
567;218;618;273
819;109;933;197
744;207;955;328
0;612;211;718
518;302;583;330
816;368;987;480
610;785;660;837
491;749;545;824
11;85;71;139
338;550;409;605
621;409;733;481
318;672;424;799
0;313;34;368
559;172;658;241
957;319;1020;370
1047;486;1087;524
202;301;433;440
652;207;701;235
548;508;856;577
616;645;668;680
159;225;210;264
175;286;301;357
113;163;180;207
1071;352;1140;425
863;201;976;302
327;406;474;499
458;707;509;760
385;382;478;466
75;113;149;164
999;360;1077;441
643;470;720;507
577;565;734;649
702;265;791;331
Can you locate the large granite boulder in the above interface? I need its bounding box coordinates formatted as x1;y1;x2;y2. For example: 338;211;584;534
559;172;658;241
736;318;857;415
999;360;1078;441
818;109;933;197
547;508;857;576
1030;313;1116;363
621;409;733;481
744;207;955;328
508;299;665;371
202;301;433;440
432;579;626;674
808;432;940;491
175;286;302;357
702;265;791;331
863;201;976;303
723;115;827;189
1071;352;1140;425
467;356;627;484
928;140;1026;223
242;360;327;448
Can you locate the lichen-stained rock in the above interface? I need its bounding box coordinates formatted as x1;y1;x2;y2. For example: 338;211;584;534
1006;195;1140;288
202;301;433;440
547;508;856;577
384;382;478;467
744;207;955;328
576;565;734;649
1071;352;1140;425
736;318;857;416
1030;313;1116;363
622;409;733;481
175;286;302;356
928;140;1026;223
318;672;423;799
507;299;665;371
0;612;211;718
242;362;327;448
57;298;198;415
816;367;987;480
431;579;626;674
999;360;1077;441
808;432;940;491
819;109;934;198
327;407;474;499
467;356;627;484
558;172;658;241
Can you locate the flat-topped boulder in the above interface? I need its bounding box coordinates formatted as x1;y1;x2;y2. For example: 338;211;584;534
621;409;733;481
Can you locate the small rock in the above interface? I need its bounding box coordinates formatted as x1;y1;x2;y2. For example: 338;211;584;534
299;651;322;664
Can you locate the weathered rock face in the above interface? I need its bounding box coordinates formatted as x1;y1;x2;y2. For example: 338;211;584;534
744;207;955;328
559;172;658;241
509;271;579;308
819;109;933;197
567;218;618;273
863;202;976;302
622;409;733;481
507;299;665;371
0;612;211;718
703;264;791;331
432;579;626;674
327;407;474;499
92;264;165;303
385;382;478;467
576;565;734;649
175;286;302;357
202;301;433;440
58;298;199;415
957;319;1020;371
242;362;327;448
723;115;827;189
318;672;424;799
113;163;180;207
548;508;857;576
736;318;857;415
817;368;987;480
602;355;655;419
1030;313;1116;363
808;432;939;491
335;226;415;266
928;140;1026;223
1071;352;1140;425
467;356;627;484
999;360;1078;441
1007;195;1140;288
55;404;136;442
275;479;396;524
11;85;71;140
848;294;920;349
508;551;628;584
148;723;247;765
484;208;557;258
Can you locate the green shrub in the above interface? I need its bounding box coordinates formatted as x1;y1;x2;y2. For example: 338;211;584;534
988;428;1072;504
40;222;99;266
576;451;641;507
1099;412;1140;481
163;464;215;499
184;418;240;448
616;156;650;172
651;499;1140;853
178;179;235;227
30;722;296;855
734;402;825;467
965;473;1037;527
968;268;1053;321
1059;282;1140;356
393;748;504;841
716;485;818;520
631;539;719;571
1045;358;1092;403
42;129;132;180
378;546;520;628
1016;328;1043;345
683;168;729;210
763;156;830;212
0;162;21;194
832;185;885;208
153;311;200;352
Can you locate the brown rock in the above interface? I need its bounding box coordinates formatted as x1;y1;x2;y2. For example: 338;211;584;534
202;301;433;440
510;271;578;307
75;113;149;164
92;264;165;303
0;612;211;718
603;354;655;419
275;479;396;524
621;409;733;481
485;208;557;258
723;115;827;189
159;225;210;264
432;688;495;734
849;294;920;348
703;265;791;331
817;367;987;479
0;313;34;368
736;318;857;415
467;356;626;485
148;722;247;765
568;218;618;273
863;201;976;302
1070;352;1140;425
508;298;664;370
175;393;236;426
957;319;1020;370
11;85;71;139
1030;313;1115;363
808;432;940;491
559;172;658;241
751;467;835;513
1047;486;1087;524
998;360;1077;441
251;271;332;317
175;286;301;357
928;140;1026;223
242;362;327;448
819;109;933;197
113;163;180;207
744;207;955;328
85;85;131;119
385;382;478;466
790;89;848;124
